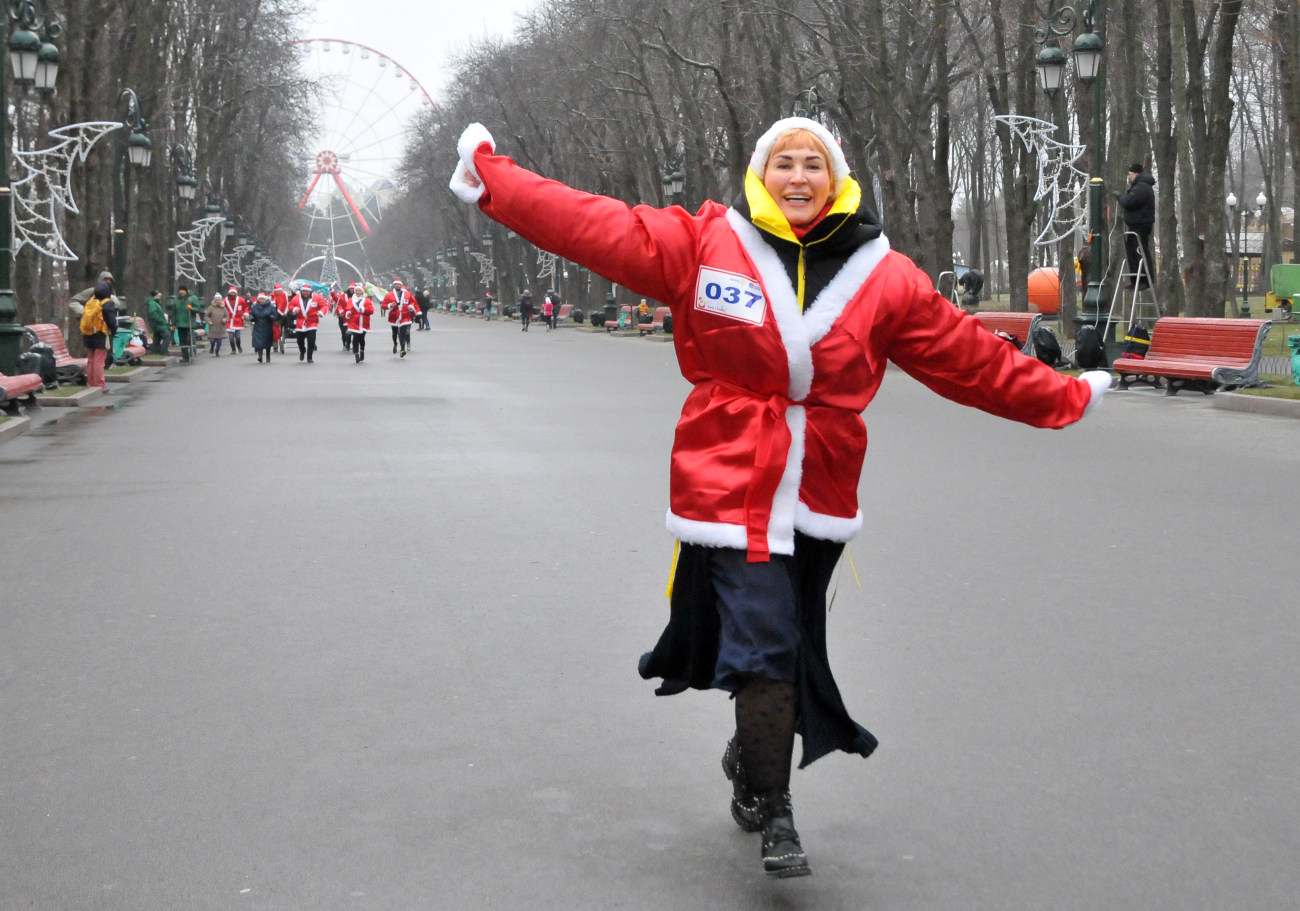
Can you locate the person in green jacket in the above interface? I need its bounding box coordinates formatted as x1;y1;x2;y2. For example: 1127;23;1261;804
146;289;169;355
166;284;198;362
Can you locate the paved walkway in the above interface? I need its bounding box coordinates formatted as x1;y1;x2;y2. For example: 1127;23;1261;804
2;315;1298;910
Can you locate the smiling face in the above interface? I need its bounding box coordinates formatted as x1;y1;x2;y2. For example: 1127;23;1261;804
762;131;833;226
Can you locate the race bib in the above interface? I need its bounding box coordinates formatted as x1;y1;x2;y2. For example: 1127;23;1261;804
694;266;767;325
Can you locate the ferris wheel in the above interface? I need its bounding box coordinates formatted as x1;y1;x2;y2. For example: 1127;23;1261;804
292;39;435;284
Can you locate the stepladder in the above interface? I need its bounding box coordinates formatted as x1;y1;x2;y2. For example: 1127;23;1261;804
1104;230;1160;348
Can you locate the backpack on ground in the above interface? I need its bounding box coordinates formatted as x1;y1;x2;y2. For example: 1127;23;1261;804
1074;324;1107;369
1032;325;1063;367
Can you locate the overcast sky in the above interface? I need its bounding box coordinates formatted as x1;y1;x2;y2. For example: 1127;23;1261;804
301;0;541;99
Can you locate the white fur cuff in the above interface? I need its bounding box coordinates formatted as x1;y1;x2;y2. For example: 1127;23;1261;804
456;122;496;177
449;160;484;204
1081;370;1111;417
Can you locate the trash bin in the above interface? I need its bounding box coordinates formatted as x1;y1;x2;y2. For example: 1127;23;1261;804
1288;335;1300;386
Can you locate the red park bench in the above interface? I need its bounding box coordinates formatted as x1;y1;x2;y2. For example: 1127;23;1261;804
639;306;671;335
25;322;87;385
1111;317;1271;395
971;311;1042;357
554;303;572;325
0;368;43;413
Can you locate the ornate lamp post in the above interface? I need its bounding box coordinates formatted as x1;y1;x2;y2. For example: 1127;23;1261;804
1254;190;1267;317
112;88;152;298
167;145;197;298
661;138;685;206
1226;192;1241;315
0;0;59;376
1036;0;1107;341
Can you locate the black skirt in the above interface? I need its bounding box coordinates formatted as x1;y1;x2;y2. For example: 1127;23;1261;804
638;532;878;768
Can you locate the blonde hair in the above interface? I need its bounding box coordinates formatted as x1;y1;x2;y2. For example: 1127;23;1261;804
764;126;826;168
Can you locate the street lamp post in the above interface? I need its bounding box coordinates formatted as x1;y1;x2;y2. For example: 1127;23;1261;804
0;0;60;377
661;138;685;206
168;145;197;299
1036;0;1107;343
112;88;152;299
1226;192;1241;316
1254;190;1267;318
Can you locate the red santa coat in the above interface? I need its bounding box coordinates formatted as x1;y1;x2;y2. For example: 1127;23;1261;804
343;296;374;332
271;289;290;316
382;289;418;325
224;294;248;330
470;146;1092;562
290;293;326;331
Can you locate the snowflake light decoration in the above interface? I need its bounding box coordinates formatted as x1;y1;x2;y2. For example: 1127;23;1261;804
994;114;1089;246
11;121;123;261
536;250;557;282
174;213;227;285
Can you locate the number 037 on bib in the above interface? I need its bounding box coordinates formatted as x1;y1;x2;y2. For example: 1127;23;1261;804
694;266;768;325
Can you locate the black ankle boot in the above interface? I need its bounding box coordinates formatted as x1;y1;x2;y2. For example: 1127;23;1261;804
722;738;762;832
757;791;810;878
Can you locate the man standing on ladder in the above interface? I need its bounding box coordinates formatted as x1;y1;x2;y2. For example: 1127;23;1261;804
1115;163;1156;290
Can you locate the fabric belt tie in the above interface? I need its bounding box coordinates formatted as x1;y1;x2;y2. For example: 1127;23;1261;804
708;379;793;564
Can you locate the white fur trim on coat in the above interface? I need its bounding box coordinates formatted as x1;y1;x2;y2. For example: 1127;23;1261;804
725;208;813;401
456;123;496;176
1080;369;1111;416
801;236;891;345
748;117;849;195
794;502;863;542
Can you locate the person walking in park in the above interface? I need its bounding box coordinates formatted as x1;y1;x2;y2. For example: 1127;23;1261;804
343;282;375;362
79;282;114;392
250;292;279;363
1115;163;1156;289
517;289;534;331
450;117;1111;879
167;285;198;362
205;294;228;356
290;282;325;363
541;292;553;331
224;287;249;355
415;287;432;330
382;278;417;356
270;283;291;354
146;290;169;355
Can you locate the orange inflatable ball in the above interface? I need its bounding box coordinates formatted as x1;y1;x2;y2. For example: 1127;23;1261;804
1027;267;1060;315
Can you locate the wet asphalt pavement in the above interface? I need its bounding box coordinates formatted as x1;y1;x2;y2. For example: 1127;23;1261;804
2;314;1298;910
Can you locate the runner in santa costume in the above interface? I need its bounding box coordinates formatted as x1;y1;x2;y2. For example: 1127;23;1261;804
224;286;249;354
336;284;353;353
343;282;375;362
450;118;1110;879
270;283;291;354
289;281;325;363
381;278;418;357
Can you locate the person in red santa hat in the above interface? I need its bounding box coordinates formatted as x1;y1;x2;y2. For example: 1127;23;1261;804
289;281;325;363
450;118;1111;879
381;278;418;357
270;283;291;354
224;286;249;354
342;282;375;363
334;283;353;353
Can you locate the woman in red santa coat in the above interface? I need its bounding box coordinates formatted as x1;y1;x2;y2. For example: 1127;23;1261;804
289;282;325;363
343;283;375;363
223;287;249;354
451;118;1110;879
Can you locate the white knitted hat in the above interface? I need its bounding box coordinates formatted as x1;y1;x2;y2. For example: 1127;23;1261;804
747;117;849;194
